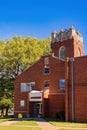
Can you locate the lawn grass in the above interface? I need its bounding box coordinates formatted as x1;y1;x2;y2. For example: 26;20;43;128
51;121;87;128
0;118;14;123
45;117;87;128
12;119;38;126
0;118;41;130
0;126;41;130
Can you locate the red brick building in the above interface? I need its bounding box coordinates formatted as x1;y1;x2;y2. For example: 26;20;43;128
14;26;87;122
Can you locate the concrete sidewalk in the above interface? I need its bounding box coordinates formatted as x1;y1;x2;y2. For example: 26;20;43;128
34;118;59;130
0;118;33;126
0;119;22;126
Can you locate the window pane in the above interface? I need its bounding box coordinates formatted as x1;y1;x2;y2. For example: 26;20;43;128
44;67;50;74
20;83;27;92
44;80;50;89
59;47;66;60
20;82;35;92
26;83;31;91
44;57;49;65
59;79;65;89
31;82;35;90
20;100;25;107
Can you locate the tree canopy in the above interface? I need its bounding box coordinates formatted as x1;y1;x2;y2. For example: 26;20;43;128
0;35;51;116
0;36;51;79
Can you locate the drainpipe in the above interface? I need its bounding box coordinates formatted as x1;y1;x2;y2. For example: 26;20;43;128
70;57;74;122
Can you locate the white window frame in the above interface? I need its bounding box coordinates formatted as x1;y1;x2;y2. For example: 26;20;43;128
20;82;35;92
20;83;31;92
20;100;25;107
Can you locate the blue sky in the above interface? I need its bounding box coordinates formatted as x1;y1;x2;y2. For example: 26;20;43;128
0;0;87;54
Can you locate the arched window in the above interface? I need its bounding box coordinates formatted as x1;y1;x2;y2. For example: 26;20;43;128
59;46;66;60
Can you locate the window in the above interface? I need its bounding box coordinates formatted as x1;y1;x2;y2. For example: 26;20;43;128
44;57;49;65
20;100;25;107
31;82;35;90
20;83;31;92
59;46;66;60
59;79;65;89
44;80;50;89
20;82;35;92
44;67;50;74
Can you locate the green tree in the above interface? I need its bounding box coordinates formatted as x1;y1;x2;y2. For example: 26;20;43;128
0;76;14;116
0;35;51;116
0;36;51;79
0;98;13;116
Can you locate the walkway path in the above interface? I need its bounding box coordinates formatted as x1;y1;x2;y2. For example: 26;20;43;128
34;118;59;130
0;119;22;126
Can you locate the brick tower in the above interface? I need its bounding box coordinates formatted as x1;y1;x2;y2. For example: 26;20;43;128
48;26;85;119
51;26;84;60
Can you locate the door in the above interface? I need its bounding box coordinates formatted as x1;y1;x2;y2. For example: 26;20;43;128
34;103;42;117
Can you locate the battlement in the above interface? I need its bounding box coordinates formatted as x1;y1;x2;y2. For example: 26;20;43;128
51;26;83;43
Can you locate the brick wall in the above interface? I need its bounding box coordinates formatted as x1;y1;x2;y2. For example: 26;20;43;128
51;37;84;58
48;94;65;117
65;56;87;122
14;79;29;117
51;38;74;58
14;54;65;117
14;36;86;120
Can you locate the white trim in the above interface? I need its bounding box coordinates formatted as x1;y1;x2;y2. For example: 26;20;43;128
52;53;65;61
30;90;43;102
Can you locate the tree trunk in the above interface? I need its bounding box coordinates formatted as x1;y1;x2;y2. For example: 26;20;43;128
1;108;4;117
5;107;9;116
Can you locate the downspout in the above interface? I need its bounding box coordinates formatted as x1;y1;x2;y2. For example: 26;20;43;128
70;57;74;122
65;58;69;121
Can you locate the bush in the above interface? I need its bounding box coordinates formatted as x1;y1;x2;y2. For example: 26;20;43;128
18;113;23;118
56;111;65;121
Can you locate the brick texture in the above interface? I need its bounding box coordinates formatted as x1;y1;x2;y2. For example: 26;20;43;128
65;56;87;122
14;35;87;122
14;54;65;117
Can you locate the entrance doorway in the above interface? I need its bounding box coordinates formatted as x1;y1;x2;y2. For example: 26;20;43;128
34;103;42;117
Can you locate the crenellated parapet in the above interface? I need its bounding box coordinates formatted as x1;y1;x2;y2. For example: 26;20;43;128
51;26;83;43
